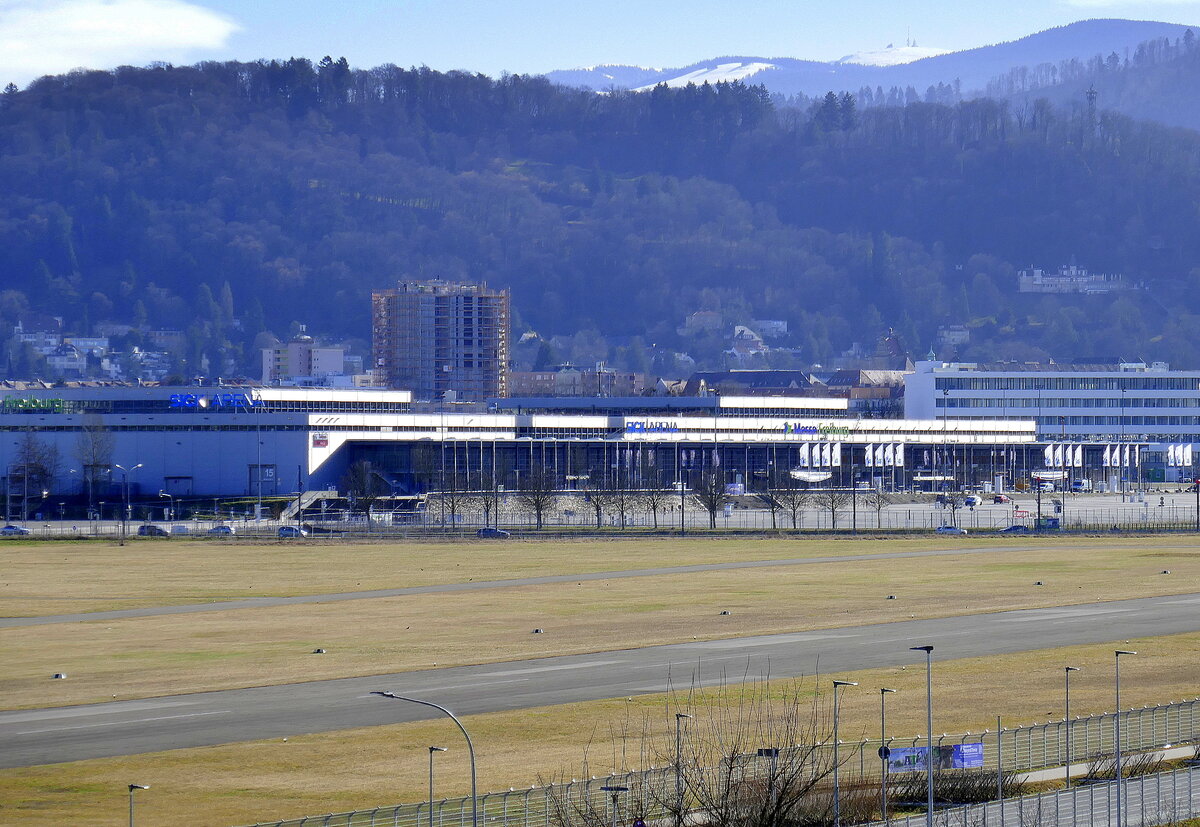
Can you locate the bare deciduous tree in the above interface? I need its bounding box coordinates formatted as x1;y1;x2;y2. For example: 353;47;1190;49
771;475;813;530
340;459;387;526
607;470;638;529
811;489;850;530
517;467;557;529
544;676;852;827
435;471;470;527
475;470;498;528
584;481;612;528
74;413;113;510
862;489;893;529
13;428;61;518
692;472;727;529
641;487;670;529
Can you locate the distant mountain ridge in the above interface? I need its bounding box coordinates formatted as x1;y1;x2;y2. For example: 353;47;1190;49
545;19;1196;98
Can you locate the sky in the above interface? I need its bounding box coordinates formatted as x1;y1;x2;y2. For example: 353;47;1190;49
3;0;1200;86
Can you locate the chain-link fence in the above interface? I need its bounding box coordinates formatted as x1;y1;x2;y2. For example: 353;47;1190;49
8;499;1200;540
876;764;1200;826
242;698;1200;827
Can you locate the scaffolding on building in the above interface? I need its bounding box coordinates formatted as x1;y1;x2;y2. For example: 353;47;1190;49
372;279;509;401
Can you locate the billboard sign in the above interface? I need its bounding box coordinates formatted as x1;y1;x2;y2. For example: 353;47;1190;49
885;743;984;773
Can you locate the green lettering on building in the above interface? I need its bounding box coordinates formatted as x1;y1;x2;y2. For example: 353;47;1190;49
1;396;65;413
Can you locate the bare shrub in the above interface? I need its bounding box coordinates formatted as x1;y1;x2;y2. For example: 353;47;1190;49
544;676;862;827
1083;751;1166;782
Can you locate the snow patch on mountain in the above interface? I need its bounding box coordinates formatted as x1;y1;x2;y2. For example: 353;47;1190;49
634;61;776;91
578;64;663;74
837;45;950;67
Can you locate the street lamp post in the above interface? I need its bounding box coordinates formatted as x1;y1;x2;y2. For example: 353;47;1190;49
1120;388;1127;500
127;784;149;827
159;490;175;522
832;680;858;827
428;746;447;827
941;388;950;493
1114;650;1136;827
600;785;628;827
880;687;897;825
675;712;692;827
910;645;935;827
372;692;478;827
113;463;142;546
1194;473;1199;533
1064;667;1079;788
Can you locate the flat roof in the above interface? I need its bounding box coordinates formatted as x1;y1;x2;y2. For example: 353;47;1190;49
0;385;413;403
914;360;1189;375
492;396;848;411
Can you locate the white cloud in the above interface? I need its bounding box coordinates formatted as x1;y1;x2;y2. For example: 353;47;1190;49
0;0;238;86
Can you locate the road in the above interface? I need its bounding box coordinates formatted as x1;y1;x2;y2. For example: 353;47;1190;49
4;591;1200;768
0;542;1114;628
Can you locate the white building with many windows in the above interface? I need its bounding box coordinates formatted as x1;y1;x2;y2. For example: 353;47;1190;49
0;385;1037;506
905;360;1200;481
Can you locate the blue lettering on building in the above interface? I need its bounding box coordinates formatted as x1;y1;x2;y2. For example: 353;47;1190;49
625;420;680;434
169;392;263;409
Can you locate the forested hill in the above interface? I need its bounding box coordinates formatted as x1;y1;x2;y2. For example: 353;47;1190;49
989;30;1200;132
3;59;1200;377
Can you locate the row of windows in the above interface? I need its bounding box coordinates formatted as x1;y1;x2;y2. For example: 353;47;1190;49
951;416;1200;441
936;377;1200;392
1031;416;1200;426
940;398;1200;409
2;424;354;433
14;400;415;415
0;423;1026;442
506;407;844;418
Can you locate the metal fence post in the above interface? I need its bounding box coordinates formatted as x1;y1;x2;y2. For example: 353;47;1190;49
997;718;1004;825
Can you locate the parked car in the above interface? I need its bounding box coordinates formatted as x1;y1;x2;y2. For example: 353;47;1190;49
207;525;235;536
998;525;1030;533
963;495;982;507
0;524;30;536
170;525;190;535
476;527;511;539
993;494;1012;504
935;525;968;535
136;524;169;537
277;525;308;538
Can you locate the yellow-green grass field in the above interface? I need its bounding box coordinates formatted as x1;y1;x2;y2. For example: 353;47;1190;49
4;537;1200;709
0;535;1183;616
3;631;1198;827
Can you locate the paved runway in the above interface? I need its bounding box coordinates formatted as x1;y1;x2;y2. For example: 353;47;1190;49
4;591;1200;768
0;542;1166;628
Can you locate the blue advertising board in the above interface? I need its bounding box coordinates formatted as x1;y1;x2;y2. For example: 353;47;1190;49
951;742;985;768
885;743;984;773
